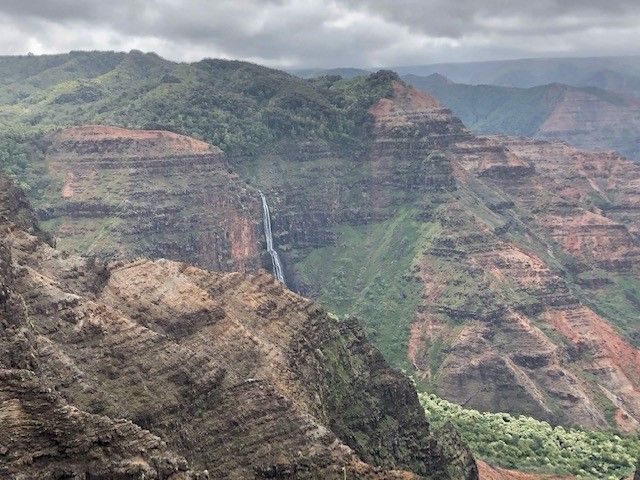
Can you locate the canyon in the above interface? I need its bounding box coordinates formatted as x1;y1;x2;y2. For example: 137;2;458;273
6;54;637;434
0;52;639;479
0;172;478;479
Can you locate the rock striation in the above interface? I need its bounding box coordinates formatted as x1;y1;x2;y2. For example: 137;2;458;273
16;68;640;432
41;125;263;272
0;173;478;479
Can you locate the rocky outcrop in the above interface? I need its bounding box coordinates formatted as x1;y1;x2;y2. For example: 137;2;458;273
0;176;207;479
41;125;263;272
0;173;478;479
0;370;206;480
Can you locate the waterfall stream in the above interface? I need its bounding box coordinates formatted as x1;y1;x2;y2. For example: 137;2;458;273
259;191;286;284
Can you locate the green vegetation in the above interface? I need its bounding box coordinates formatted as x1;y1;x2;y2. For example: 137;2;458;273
0;51;397;156
583;274;640;347
0;133;53;200
295;208;436;367
420;392;640;479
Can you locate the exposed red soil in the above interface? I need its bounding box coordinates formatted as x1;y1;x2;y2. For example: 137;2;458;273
478;461;573;480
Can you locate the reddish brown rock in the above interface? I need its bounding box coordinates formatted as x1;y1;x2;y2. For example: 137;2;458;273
0;173;478;479
42;125;263;273
364;81;640;431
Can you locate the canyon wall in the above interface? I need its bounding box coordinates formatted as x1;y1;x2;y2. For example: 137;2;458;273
41;125;263;272
26;74;640;432
232;81;640;431
0;173;478;479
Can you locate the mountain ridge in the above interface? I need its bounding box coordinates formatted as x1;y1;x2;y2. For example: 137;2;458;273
404;73;640;162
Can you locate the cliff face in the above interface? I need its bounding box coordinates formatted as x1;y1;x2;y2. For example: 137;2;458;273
31;78;640;433
235;81;640;432
389;86;640;431
0;175;205;479
421;135;640;432
41;125;263;272
0;174;478;479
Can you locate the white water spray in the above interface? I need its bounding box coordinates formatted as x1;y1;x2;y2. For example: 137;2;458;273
259;191;285;284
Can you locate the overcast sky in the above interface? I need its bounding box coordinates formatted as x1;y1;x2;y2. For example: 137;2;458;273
1;0;639;68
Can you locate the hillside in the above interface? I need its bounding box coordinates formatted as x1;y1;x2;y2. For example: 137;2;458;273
0;52;639;445
0;50;397;156
404;74;640;162
0;172;480;479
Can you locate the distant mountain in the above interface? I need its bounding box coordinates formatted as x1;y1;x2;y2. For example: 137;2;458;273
405;73;640;161
291;66;372;79
393;56;640;97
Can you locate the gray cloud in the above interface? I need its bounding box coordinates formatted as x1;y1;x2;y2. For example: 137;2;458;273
0;0;639;68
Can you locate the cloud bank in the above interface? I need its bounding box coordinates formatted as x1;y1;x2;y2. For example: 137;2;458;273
0;0;639;67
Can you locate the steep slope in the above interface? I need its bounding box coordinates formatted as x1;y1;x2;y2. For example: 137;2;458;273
0;175;206;479
414;135;640;432
40;125;263;272
404;74;640;161
0;173;478;479
0;370;206;479
278;81;640;432
1;53;639;436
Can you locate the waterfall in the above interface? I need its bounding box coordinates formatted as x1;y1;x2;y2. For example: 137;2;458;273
259;191;286;284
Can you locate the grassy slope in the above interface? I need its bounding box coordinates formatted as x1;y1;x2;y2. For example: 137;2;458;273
295;208;437;367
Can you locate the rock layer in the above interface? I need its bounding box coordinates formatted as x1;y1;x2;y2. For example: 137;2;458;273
0;173;478;479
42;125;263;272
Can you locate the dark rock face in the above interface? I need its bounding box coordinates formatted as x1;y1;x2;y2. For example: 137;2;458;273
0;370;206;480
0;173;478;479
